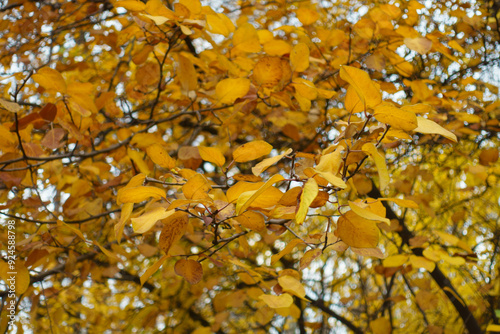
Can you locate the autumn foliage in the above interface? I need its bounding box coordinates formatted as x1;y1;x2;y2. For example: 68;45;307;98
1;0;500;333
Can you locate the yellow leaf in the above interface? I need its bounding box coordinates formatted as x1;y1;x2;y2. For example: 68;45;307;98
441;254;466;266
349;201;390;225
434;231;460;246
370;317;392;334
0;260;30;295
252;148;292;176
159;211;189;254
142;14;170;25
295;178;319;225
292;78;317;100
299;248;322;270
290;43;310;72
296;8;319;26
263;40;292;56
179;0;201;14
236;174;284;214
140;255;167;286
278;276;306;299
206;13;235;37
362;143;390;191
373;103;418;131
339;66;382;110
379;198;419;209
345;85;364;113
259;293;294;308
128;148;151;175
146;144;176;169
131;207;175;233
271;239;304;265
448;40;466;53
382;254;408;267
32;67;67;94
115;202;134;241
117;186;166;203
414;116;457;142
232;22;261;53
404;37;432;54
337;211;379;248
93;242;121;265
252;56;291;88
0;98;22;113
234;211;267;233
216;78;250;104
409;255;436;272
115;1;146;11
174;259;203;284
315;149;342;174
198;146;225;167
313;170;347;189
351;247;385;258
182;173;212;200
178;54;197;93
486;324;500;332
233;140;273;163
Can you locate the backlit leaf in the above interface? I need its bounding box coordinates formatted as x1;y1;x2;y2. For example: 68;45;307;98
131;207;174;233
233;140;273;163
252;148;292;176
259;293;294;308
414;116;457;142
117;186;166;204
349;201;390;225
373;104;418;131
340;66;382;110
216;78;250;104
146;144;176;169
290;43;310;72
295;178;318;225
198;146;225;167
159;211;189;254
278;275;306;299
32;67;67;94
175;259;203;284
337;211;380;248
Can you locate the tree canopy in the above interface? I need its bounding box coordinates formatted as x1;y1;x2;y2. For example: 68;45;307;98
0;0;499;333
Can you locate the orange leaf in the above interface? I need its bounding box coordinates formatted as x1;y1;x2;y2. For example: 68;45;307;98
159;211;189;254
174;259;203;284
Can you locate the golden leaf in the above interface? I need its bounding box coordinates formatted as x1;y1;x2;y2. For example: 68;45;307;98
337;211;380;248
349;201;390;225
414;116;457;142
259;293;294;308
278;275;306;299
252;148;292;176
131;207;175;234
216;78;250;104
373;103;418;131
174;259;203;284
117;186;166;204
159;211;189;254
182;173;212;200
290;43;310;72
146;144;176;169
32;67;67;94
340;66;382;110
295;178;319;225
232;22;261;53
198;146;225;167
233;140;273;163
